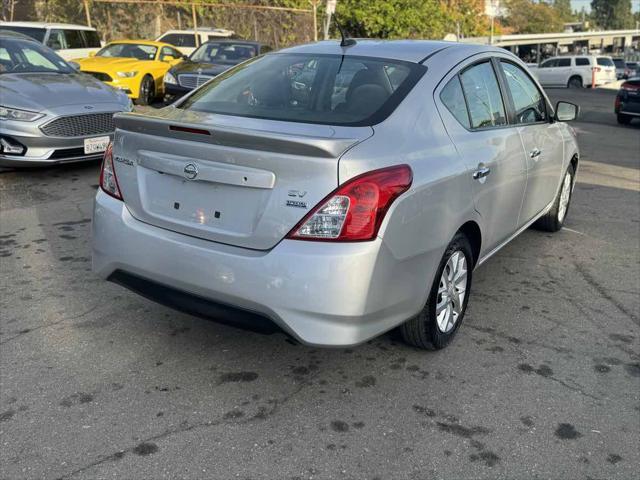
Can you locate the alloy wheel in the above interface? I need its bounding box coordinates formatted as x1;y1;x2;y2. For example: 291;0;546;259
435;250;468;333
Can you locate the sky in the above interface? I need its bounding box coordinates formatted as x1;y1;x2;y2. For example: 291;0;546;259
570;0;640;13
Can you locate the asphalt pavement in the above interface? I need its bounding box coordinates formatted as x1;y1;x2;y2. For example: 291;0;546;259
1;88;638;480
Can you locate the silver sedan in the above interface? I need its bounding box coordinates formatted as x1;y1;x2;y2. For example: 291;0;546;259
0;31;131;167
92;40;579;349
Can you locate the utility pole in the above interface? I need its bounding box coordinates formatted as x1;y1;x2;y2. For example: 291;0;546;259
83;0;92;27
324;0;336;41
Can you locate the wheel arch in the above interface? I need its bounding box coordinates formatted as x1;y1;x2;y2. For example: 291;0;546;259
457;221;482;268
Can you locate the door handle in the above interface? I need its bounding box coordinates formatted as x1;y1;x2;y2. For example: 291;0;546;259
530;148;542;159
472;166;491;180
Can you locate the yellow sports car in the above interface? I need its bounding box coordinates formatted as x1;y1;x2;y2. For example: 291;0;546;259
74;40;185;105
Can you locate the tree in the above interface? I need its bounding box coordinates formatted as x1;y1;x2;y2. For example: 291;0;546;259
552;0;574;22
503;0;564;34
591;0;634;30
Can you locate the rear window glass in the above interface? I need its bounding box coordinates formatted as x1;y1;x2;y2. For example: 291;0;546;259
597;57;614;67
557;58;571;67
160;33;196;48
178;53;425;126
575;58;590;66
63;29;85;49
83;30;101;48
0;26;46;42
440;76;470;128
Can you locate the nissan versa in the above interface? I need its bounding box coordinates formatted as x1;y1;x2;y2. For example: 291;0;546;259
92;40;579;349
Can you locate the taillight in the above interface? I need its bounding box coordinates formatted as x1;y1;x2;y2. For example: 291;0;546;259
287;164;412;242
622;82;640;91
99;142;123;200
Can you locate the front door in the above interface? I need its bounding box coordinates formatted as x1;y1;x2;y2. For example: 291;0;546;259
436;60;528;254
497;60;564;223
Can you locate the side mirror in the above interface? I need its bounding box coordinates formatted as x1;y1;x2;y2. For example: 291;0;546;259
182;55;189;61
555;101;579;122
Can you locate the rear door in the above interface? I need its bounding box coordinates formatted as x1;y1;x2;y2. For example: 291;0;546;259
498;60;564;223
437;59;528;252
554;57;572;87
535;58;557;86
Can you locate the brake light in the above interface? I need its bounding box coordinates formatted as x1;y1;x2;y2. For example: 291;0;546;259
287;165;412;242
99;142;123;200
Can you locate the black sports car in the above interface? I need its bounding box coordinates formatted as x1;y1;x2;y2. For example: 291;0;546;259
164;40;269;100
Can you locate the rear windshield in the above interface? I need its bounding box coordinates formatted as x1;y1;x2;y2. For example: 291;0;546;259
597;57;614;67
0;26;46;42
190;42;257;64
178;53;425;126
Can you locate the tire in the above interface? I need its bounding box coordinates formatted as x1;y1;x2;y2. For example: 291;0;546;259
568;76;583;89
534;164;575;232
400;232;473;350
135;75;155;106
617;113;632;125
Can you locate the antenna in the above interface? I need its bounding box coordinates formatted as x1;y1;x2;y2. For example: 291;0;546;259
333;13;356;47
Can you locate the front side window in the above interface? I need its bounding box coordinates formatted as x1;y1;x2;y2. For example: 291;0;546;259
575;57;590;66
0;38;72;74
179;53;424;126
540;59;557;68
63;29;85;49
160;46;181;61
500;61;547;124
440;76;470;128
97;43;157;60
459;62;507;129
46;29;65;50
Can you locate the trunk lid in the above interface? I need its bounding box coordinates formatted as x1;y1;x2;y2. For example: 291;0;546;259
112;108;372;250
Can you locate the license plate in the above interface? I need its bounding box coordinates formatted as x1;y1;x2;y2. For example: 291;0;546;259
84;136;110;154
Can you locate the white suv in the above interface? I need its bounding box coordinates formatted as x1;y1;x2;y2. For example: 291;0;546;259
531;55;617;88
156;28;235;56
0;22;102;61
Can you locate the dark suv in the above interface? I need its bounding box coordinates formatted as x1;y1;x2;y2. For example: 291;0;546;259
615;78;640;124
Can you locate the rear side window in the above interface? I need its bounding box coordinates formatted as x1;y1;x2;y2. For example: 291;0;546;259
440;76;470;128
0;26;46;42
83;30;101;48
160;33;196;48
63;29;85;49
597;57;614;67
575;58;590;66
557;58;571;67
459;62;507;129
179;53;424;126
500;61;547;124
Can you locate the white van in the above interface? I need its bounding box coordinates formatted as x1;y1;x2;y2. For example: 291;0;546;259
156;28;235;56
531;55;617;88
0;22;102;60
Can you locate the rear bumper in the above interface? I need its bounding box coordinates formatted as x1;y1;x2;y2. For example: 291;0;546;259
92;190;433;346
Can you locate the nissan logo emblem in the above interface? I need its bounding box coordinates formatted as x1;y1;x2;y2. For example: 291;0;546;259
183;163;198;180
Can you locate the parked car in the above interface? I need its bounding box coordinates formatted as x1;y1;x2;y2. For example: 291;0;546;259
156;28;235;56
612;57;631;79
74;40;185;105
625;61;639;77
92;40;579;349
615;78;640;124
164;40;270;100
0;21;102;60
533;55;616;88
0;30;130;167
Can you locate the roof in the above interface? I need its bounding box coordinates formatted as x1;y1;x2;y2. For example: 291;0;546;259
200;39;260;46
0;21;95;30
277;39;495;63
159;28;235;35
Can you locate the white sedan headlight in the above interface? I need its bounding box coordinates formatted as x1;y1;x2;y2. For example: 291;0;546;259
116;71;137;78
164;71;177;85
0;106;44;122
